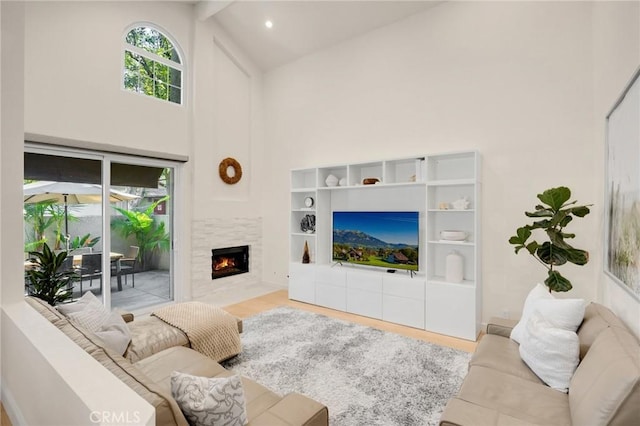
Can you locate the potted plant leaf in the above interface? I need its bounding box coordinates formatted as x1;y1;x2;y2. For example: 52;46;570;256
508;186;591;292
25;242;76;306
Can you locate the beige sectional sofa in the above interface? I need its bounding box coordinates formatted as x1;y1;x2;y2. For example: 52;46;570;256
440;302;640;425
26;297;328;426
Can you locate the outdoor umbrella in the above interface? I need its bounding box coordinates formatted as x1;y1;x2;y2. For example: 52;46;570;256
23;181;139;236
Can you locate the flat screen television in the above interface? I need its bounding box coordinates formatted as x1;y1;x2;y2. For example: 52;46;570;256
332;211;419;271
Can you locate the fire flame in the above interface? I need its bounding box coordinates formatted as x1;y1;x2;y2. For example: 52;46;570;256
214;256;236;271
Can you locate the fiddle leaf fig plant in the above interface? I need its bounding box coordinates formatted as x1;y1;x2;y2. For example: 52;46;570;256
509;186;591;293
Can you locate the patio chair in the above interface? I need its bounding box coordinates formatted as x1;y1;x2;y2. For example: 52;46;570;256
79;252;102;293
117;246;139;287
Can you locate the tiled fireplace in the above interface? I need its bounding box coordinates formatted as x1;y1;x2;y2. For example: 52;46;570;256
211;245;250;280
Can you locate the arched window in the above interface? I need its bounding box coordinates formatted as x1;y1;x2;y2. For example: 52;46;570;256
123;25;183;104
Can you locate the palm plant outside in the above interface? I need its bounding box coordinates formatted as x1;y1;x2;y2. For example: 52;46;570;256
24;201;80;251
111;196;171;270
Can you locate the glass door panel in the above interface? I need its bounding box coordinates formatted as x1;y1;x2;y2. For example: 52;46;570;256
23;151;104;302
110;163;174;311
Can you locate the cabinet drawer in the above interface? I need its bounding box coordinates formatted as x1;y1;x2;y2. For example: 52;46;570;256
347;270;383;292
315;283;346;311
347;289;382;319
383;295;425;329
382;274;425;300
316;265;346;287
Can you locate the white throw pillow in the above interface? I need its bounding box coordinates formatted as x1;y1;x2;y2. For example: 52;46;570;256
93;311;132;356
171;372;248;426
530;298;585;332
57;291;103;316
67;300;111;332
64;292;132;355
519;310;580;392
510;283;554;344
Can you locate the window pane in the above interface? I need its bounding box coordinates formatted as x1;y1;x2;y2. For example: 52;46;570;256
154;80;167;100
124;50;140;72
155;61;168;83
168;86;181;104
125;26;180;65
168;68;181;89
124;71;139;92
141;75;153;97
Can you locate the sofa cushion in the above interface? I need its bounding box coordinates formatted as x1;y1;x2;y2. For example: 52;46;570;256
456;366;571;425
136;346;230;394
440;397;548;426
576;302;628;359
135;346;284;424
171;372;248;426
470;335;543;384
569;327;640;426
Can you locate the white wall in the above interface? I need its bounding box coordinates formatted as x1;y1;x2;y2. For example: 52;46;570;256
261;1;639;328
24;1;192;157
191;19;264;219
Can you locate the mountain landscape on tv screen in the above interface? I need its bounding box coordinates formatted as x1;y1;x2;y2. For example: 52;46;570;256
332;229;419;271
333;230;416;250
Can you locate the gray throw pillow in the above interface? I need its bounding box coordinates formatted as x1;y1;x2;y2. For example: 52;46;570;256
171;372;247;426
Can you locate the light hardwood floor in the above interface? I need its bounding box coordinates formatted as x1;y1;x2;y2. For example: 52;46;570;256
1;402;11;426
224;289;479;353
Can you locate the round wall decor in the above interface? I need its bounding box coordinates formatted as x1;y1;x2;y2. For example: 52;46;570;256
218;157;242;184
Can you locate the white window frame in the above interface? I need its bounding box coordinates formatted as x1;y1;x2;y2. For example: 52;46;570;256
122;22;185;105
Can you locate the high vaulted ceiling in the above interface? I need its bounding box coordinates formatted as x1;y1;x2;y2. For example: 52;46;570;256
200;1;442;72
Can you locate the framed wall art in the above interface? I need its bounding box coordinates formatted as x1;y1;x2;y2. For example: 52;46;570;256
605;66;640;300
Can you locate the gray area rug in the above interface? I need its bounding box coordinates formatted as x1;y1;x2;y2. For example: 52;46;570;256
221;306;470;425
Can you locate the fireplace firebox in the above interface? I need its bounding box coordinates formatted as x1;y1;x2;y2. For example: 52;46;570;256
211;245;249;279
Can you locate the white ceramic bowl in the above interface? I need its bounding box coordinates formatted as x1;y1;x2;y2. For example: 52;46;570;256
440;230;467;241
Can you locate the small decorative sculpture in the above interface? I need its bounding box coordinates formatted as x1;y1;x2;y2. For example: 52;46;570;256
302;241;310;264
339;177;348;186
438;202;449;210
300;214;316;233
451;196;470;210
325;174;339;187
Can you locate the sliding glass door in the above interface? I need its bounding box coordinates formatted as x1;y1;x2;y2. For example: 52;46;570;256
23;145;178;311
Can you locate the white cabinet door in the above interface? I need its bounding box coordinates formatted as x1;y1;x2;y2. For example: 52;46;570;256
288;263;315;304
382;274;425;299
316;283;347;311
383;294;425;329
426;281;478;341
347;288;383;319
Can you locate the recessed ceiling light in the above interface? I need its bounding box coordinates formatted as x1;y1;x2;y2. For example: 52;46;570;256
265;20;273;29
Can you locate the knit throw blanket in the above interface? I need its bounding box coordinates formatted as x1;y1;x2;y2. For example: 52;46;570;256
152;302;241;362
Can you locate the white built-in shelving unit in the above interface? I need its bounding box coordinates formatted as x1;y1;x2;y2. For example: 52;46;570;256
289;151;481;340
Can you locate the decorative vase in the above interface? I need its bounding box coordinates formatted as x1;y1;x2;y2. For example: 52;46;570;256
445;250;463;283
302;241;310;264
325;174;339;187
